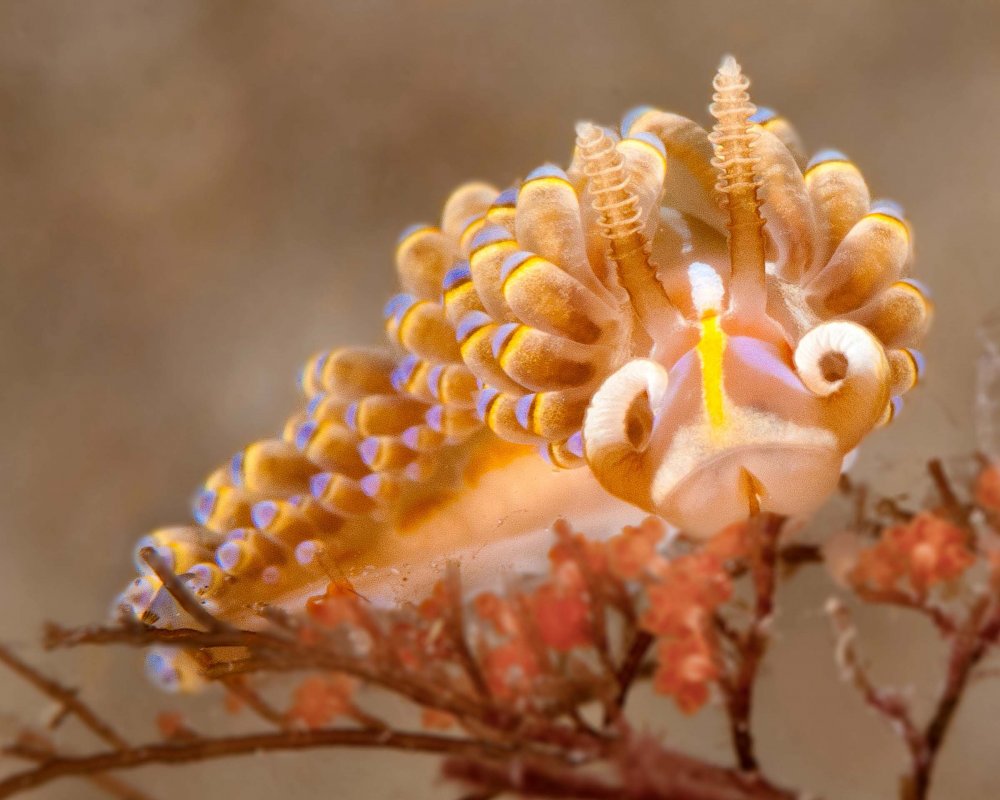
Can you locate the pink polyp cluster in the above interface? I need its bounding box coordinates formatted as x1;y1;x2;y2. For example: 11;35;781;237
114;57;929;655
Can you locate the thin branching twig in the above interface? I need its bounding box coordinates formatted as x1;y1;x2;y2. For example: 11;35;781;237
0;643;129;751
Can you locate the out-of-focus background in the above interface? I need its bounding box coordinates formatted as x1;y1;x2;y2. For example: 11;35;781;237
1;1;998;798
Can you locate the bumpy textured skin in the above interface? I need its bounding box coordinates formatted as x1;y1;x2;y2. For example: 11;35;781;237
117;59;930;679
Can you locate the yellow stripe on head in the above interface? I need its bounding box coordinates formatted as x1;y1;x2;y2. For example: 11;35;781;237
688;263;728;432
697;312;727;431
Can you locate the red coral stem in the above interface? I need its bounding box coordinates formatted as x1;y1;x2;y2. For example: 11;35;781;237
0;728;518;799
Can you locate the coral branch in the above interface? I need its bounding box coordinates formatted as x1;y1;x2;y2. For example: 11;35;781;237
926;459;971;532
6;457;998;800
219;677;290;730
138;547;234;633
0;643;129;751
441;564;491;699
827;591;980;800
849;585;957;636
613;630;654;712
3;732;155;800
827;456;1000;799
444;744;798;800
46;621;492;723
908;596;998;800
0;728;517;799
826;599;925;761
718;514;782;773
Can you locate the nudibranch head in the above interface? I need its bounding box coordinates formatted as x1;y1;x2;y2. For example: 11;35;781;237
466;54;928;538
569;56;927;537
115;56;929;640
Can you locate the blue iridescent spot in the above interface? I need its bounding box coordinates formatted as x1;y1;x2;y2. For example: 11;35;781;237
470;223;511;253
309;472;332;500
492;186;518;208
145;651;180;690
120;576;157;614
459;214;483;237
898;278;932;299
306;393;325;418
908;349;927;380
891;396;905;416
566;431;584;458
538;443;553;465
295;540;319;565
251;500;279;530
514;394;535;430
358;473;381;498
397;223;431;245
491;322;519;359
134;537;173;573
870;199;905;222
425;405;444;432
298;352;328;393
475;387;499;421
383;293;416;323
229;452;245;486
620;105;652;136
443;262;472;291
500;250;534;282
216;540;242;573
193;489;217;525
400;425;422;450
344;402;360;432
627;131;666;158
225;528;251;543
425;364;444;400
312;352;329;379
391;354;420;392
185;563;216;594
455;311;492;344
523;163;568;185
294;420;318;451
358;437;380;467
806;149;848;170
749;106;777;124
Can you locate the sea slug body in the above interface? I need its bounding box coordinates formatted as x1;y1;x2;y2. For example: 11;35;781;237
116;58;931;679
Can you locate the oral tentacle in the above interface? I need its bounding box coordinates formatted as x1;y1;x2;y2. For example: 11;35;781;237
709;55;768;317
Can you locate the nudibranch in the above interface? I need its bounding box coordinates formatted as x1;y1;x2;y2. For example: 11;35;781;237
117;57;930;677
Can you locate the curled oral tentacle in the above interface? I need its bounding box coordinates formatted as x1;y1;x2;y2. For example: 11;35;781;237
583;358;669;510
794;320;892;448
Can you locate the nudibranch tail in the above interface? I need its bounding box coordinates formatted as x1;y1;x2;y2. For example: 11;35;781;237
115;59;930;675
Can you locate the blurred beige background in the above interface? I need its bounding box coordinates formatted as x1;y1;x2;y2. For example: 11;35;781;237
1;1;999;798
